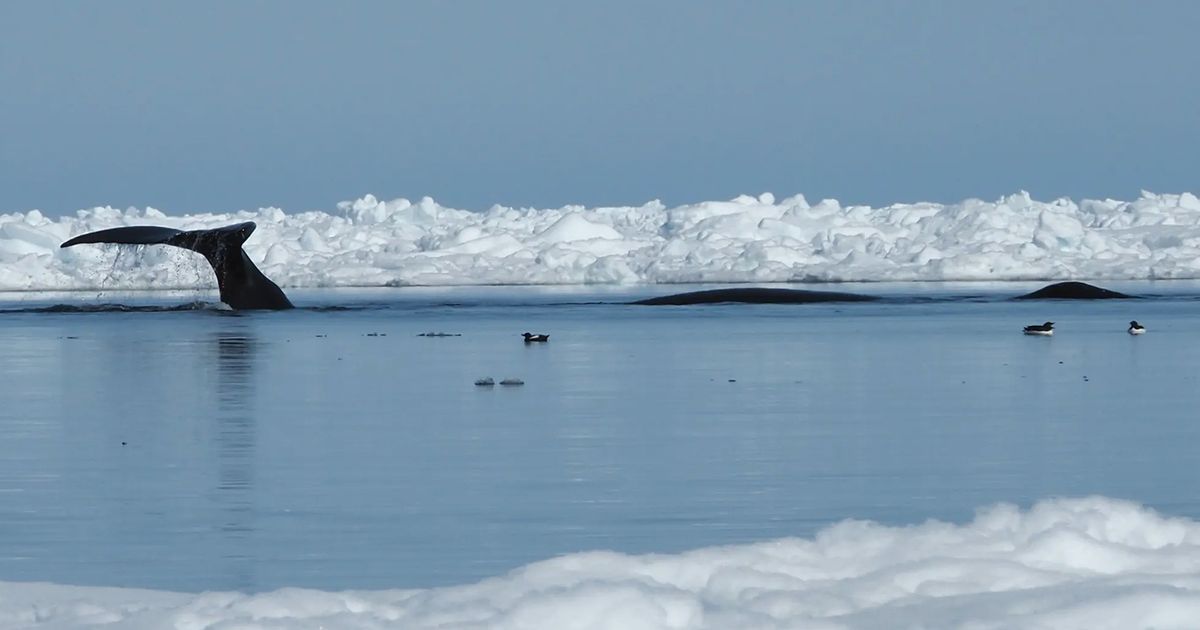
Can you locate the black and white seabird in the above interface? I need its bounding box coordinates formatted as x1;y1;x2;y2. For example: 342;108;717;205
1023;321;1054;336
1128;321;1146;335
522;333;549;343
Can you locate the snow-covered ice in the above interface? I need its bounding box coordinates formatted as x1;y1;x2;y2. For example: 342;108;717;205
7;191;1200;627
6;191;1200;293
3;497;1199;629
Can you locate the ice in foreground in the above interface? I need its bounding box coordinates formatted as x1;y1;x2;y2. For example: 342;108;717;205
4;497;1200;629
5;190;1200;292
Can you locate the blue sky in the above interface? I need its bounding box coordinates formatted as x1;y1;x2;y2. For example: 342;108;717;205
3;1;1198;216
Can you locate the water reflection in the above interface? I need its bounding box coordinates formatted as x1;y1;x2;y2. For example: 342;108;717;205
212;330;259;589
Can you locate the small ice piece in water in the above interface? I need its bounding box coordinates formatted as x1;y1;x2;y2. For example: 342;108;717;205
474;377;495;386
499;378;524;386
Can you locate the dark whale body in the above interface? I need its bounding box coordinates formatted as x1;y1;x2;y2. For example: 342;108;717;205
1013;281;1135;300
632;287;880;305
60;222;293;310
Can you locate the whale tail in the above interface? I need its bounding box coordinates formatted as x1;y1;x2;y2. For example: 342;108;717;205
61;222;293;310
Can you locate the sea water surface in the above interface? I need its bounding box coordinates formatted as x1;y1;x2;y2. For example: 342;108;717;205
2;282;1199;594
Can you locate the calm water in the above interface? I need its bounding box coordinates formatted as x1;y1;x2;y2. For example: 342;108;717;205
2;283;1200;593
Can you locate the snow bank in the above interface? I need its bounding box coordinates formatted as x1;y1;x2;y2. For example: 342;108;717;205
6;191;1200;292
4;497;1200;629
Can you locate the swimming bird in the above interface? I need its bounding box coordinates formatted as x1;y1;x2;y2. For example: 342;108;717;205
522;333;549;343
1023;322;1054;336
1128;321;1146;335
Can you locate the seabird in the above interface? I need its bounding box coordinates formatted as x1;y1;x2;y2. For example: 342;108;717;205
1023;321;1054;336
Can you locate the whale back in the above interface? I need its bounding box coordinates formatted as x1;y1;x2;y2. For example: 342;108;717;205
632;287;880;305
1014;281;1134;300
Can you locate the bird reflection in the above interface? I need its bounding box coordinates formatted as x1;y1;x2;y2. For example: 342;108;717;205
213;330;258;589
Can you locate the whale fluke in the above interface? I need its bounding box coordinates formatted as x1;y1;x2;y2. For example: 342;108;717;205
1013;281;1134;300
632;287;879;305
61;222;293;311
